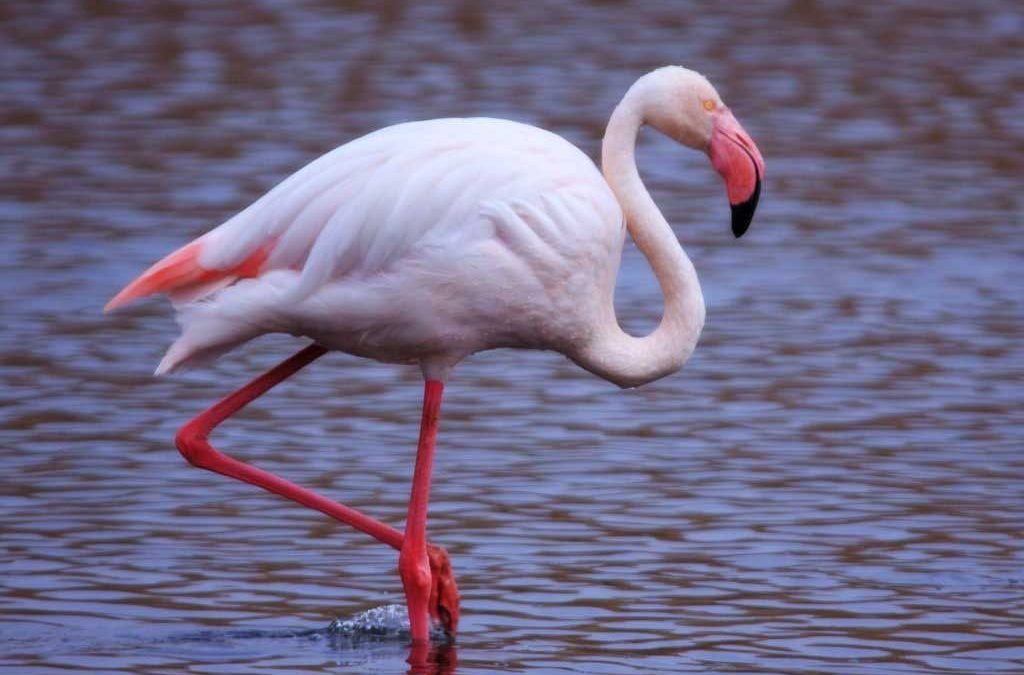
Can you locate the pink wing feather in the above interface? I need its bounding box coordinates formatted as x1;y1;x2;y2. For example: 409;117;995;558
104;238;273;312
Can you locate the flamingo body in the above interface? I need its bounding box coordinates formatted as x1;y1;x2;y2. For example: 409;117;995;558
111;119;625;377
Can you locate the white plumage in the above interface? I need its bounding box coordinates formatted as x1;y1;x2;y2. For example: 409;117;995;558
158;118;624;376
111;66;764;387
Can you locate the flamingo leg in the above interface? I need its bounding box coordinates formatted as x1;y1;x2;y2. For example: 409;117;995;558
399;379;444;643
173;345;460;638
174;343;405;549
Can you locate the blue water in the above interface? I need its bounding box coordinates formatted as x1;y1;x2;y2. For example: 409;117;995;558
1;1;1022;673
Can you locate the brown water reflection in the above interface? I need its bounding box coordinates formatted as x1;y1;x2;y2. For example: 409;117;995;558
2;1;1023;673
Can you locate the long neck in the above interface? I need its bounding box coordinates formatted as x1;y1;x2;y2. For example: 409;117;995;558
575;92;706;388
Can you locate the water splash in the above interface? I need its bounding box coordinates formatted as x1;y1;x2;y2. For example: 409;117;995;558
326;604;450;642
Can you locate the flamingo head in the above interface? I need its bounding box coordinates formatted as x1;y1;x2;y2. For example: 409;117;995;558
636;66;766;238
427;544;460;636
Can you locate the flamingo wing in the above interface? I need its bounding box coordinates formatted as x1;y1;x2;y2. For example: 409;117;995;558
106;118;615;373
108;118;589;311
105;124;401;311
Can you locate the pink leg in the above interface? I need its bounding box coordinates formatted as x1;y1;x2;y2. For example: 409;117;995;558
174;346;461;638
399;380;444;643
175;344;404;549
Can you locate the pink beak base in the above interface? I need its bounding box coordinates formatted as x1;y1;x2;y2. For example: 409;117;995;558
708;108;765;237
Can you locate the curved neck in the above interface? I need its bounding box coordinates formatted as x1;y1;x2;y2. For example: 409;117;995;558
576;90;706;388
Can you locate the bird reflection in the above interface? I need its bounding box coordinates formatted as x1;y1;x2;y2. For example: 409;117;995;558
406;639;458;675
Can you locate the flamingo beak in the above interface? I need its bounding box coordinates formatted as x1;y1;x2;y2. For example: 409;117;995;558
708;108;765;238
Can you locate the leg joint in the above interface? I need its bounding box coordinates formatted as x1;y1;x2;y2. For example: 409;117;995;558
175;419;216;468
399;547;432;597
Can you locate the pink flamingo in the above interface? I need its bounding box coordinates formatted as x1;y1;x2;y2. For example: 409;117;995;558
106;66;763;643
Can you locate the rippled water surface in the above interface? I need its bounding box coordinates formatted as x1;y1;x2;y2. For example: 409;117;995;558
2;1;1023;673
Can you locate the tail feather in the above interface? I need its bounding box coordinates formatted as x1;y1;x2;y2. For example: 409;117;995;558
153;303;261;376
151;272;294;375
155;335;245;376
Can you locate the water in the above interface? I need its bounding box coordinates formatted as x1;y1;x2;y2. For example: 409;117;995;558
2;1;1023;673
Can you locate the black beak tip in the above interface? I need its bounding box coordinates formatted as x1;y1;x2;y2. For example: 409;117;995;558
731;210;751;238
730;177;761;239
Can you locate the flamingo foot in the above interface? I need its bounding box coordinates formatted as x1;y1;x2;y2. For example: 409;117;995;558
427;544;459;636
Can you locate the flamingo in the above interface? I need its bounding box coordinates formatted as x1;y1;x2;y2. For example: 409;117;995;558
105;66;764;643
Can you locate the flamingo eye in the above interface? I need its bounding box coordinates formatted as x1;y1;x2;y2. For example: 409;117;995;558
702;99;717;112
